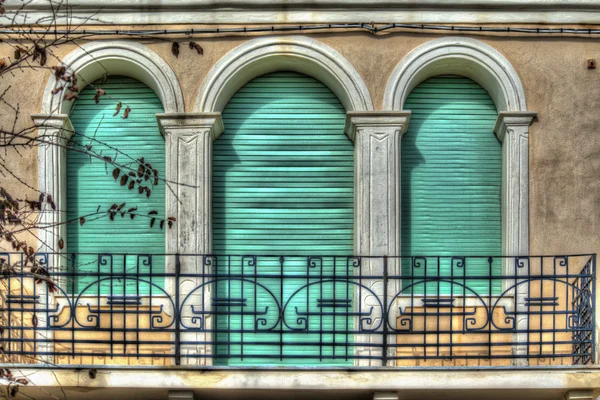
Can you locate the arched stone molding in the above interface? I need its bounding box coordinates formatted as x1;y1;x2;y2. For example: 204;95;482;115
383;37;527;113
42;40;184;115
384;37;536;366
168;37;372;366
195;35;373;113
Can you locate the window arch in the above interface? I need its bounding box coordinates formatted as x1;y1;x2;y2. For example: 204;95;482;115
384;37;536;261
36;41;183;273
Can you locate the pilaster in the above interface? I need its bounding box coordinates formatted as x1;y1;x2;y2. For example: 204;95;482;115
345;111;410;366
156;112;224;366
494;111;536;365
32;113;74;364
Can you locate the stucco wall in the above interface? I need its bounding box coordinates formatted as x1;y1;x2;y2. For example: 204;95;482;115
1;31;599;259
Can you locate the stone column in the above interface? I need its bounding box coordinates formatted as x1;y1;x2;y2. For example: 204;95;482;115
32;113;74;364
156;112;224;366
494;111;536;366
345;111;411;366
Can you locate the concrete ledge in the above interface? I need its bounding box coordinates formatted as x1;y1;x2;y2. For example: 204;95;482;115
9;367;600;391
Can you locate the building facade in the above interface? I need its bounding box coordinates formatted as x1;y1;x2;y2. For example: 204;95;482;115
1;1;600;399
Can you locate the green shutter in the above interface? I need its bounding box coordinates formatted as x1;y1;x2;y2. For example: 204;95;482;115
67;76;166;294
213;72;354;365
401;76;501;295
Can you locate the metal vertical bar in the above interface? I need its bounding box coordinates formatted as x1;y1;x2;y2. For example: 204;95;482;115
279;256;284;362
344;256;349;361
332;256;337;360
436;256;440;359
487;256;492;361
109;255;114;358
123;254;127;357
174;254;181;366
71;254;76;360
136;255;140;359
382;255;388;366
240;256;245;362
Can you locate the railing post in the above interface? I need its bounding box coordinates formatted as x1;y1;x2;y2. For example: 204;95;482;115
592;254;597;365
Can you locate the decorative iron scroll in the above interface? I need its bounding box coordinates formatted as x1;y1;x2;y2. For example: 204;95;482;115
0;253;596;366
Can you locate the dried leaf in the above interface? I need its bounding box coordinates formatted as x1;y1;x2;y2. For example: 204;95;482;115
52;65;66;78
123;106;131;119
119;175;128;186
189;41;203;55
138;186;144;194
32;315;38;328
113;102;122;117
128;180;135;190
63;91;79;101
160;220;165;230
112;168;120;180
58;238;64;250
148;210;158;216
93;88;105;104
51;86;64;95
150;218;156;228
79;217;85;226
153;175;159;186
145;188;151;198
171;42;180;58
34;45;46;66
14;48;21;60
117;202;126;211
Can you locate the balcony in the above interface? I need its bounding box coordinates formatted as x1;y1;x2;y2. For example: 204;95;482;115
0;253;596;368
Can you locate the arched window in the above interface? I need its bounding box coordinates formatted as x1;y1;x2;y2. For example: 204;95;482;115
212;72;354;366
401;76;501;295
67;76;166;294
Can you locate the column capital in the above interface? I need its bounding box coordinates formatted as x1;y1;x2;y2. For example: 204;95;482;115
493;111;537;142
31;114;74;140
156;112;224;140
344;111;411;142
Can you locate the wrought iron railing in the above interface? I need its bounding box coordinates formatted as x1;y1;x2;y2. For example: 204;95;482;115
0;253;596;367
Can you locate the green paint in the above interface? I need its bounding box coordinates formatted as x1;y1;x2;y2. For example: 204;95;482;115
401;76;501;295
213;72;354;366
67;76;166;294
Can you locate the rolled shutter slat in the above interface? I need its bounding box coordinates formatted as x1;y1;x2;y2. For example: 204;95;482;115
401;76;501;296
67;76;166;294
213;72;354;366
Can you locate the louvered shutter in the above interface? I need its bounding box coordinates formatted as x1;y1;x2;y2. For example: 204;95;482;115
67;76;166;294
401;76;501;295
213;72;354;365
